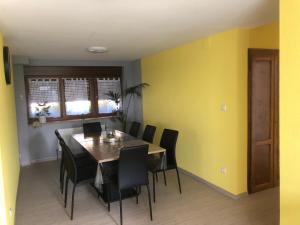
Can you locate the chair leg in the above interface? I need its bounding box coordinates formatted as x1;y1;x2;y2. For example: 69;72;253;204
106;183;111;212
60;168;65;194
155;172;158;182
70;183;76;220
136;187;139;204
64;177;69;208
152;173;156;203
175;167;182;194
119;191;123;225
163;170;167;186
146;184;153;221
60;161;64;194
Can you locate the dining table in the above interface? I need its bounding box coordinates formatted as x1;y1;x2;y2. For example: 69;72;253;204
71;129;166;202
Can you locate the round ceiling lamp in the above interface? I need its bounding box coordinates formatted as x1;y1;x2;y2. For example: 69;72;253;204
87;46;108;53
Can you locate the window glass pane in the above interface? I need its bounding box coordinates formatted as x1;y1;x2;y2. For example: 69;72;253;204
97;78;121;114
28;78;60;118
64;78;91;116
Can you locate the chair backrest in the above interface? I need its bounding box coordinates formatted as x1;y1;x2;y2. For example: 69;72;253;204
55;129;63;141
59;139;77;182
118;144;149;190
129;121;141;137
160;129;179;168
56;127;84;152
83;122;102;136
55;129;65;152
142;125;156;143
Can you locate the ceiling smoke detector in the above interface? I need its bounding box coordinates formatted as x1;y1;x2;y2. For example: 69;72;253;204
87;46;108;53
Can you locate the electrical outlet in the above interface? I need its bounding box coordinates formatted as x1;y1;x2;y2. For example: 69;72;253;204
220;167;227;175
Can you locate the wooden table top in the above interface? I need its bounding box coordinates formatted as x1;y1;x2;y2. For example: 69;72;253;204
72;130;165;163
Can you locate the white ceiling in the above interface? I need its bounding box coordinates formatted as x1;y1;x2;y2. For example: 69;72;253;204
0;0;278;61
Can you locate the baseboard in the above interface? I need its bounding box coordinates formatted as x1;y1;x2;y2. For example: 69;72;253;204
178;167;248;200
20;161;31;167
29;156;57;165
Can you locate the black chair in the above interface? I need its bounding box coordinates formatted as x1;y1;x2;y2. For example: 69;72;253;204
59;139;97;220
83;122;102;135
55;130;95;194
128;121;141;137
117;145;153;225
55;130;68;194
98;161;119;212
148;129;181;202
142;125;156;143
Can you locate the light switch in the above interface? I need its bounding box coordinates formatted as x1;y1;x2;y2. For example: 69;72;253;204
221;104;228;112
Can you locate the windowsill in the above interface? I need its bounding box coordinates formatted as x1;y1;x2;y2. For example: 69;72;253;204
28;115;120;127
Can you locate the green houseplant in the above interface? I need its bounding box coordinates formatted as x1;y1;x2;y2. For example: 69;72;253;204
106;83;149;131
35;102;51;124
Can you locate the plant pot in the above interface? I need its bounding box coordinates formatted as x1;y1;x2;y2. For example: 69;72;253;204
39;116;47;124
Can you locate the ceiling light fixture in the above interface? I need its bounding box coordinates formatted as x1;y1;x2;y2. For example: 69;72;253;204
87;46;108;53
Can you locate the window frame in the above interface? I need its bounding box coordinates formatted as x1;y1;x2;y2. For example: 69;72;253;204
24;66;123;124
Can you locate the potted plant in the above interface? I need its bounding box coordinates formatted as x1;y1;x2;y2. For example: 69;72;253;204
35;102;51;124
105;91;121;110
106;83;149;131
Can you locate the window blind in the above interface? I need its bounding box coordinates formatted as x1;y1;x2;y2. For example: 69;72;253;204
28;78;60;118
97;77;122;113
64;78;90;101
63;78;91;116
28;78;59;104
97;77;121;99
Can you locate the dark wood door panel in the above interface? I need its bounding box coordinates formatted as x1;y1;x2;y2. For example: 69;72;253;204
248;49;279;193
252;144;273;191
252;60;272;142
256;139;272;145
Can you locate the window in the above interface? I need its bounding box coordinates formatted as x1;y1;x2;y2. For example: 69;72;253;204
25;66;122;123
64;78;91;116
27;78;61;118
97;78;122;114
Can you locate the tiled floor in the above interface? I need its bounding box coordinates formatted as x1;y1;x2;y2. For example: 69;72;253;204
16;161;279;225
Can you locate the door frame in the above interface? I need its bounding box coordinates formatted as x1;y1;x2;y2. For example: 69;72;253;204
247;48;279;193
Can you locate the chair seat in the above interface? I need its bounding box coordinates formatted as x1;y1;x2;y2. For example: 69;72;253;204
101;161;118;184
147;155;163;172
74;153;96;168
74;152;89;158
74;164;97;183
66;139;88;155
147;154;176;172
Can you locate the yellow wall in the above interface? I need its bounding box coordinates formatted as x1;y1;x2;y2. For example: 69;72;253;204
142;23;278;195
0;148;7;225
249;22;279;49
280;1;300;224
0;33;20;225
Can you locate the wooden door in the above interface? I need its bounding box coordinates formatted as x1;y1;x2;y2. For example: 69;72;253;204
248;49;279;193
